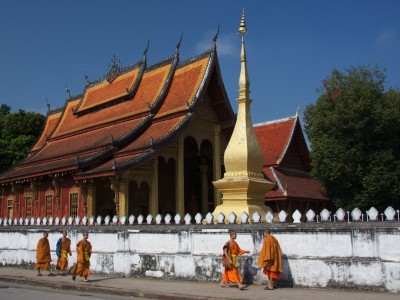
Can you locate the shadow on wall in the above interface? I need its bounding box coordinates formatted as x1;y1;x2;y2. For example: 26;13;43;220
242;255;294;288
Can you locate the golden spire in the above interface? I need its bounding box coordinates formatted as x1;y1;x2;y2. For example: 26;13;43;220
238;8;247;35
238;8;250;101
212;9;275;222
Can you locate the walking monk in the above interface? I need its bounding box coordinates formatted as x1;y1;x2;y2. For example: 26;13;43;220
70;232;92;282
56;230;72;275
220;231;249;290
257;229;282;290
36;231;53;276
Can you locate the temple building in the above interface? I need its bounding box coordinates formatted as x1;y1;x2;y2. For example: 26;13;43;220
0;31;329;221
254;113;330;217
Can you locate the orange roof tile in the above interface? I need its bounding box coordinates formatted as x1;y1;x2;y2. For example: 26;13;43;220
27;117;145;163
157;56;210;117
30;111;62;152
52;62;173;138
77;67;140;113
119;115;186;153
254;117;296;166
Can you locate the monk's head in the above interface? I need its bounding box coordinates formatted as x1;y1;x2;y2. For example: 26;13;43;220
43;232;49;238
264;229;271;237
62;230;67;238
229;230;237;240
83;232;89;240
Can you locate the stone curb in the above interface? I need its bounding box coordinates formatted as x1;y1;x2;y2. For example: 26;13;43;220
0;275;229;300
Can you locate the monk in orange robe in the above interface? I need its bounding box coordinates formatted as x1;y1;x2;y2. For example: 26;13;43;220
56;230;72;275
70;232;92;282
36;232;52;276
257;229;282;290
220;231;249;290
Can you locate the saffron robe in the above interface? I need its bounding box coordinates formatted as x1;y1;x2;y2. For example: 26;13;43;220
70;239;92;277
36;236;51;270
56;237;71;271
257;234;282;280
222;240;246;284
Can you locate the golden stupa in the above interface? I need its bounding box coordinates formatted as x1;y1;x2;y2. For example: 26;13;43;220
212;9;274;221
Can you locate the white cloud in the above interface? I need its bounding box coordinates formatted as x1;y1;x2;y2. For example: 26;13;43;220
375;29;397;47
195;32;238;57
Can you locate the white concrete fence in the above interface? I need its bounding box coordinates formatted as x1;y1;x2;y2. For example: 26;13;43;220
0;206;399;293
0;206;399;226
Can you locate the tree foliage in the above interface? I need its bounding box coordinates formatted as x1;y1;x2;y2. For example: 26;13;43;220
0;104;45;174
304;66;400;211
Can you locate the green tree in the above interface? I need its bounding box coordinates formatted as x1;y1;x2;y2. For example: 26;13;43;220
0;105;45;173
304;66;400;211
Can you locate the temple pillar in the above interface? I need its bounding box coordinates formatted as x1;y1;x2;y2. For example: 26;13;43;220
118;178;129;217
52;177;63;214
199;163;208;215
110;177;129;218
29;179;41;217
149;158;159;216
78;182;88;216
213;125;222;207
11;183;22;218
176;134;185;215
87;183;95;218
110;179;120;217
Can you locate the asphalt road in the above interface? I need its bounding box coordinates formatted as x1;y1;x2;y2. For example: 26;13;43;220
0;281;154;300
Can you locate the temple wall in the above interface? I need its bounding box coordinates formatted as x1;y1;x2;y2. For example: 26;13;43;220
0;222;399;293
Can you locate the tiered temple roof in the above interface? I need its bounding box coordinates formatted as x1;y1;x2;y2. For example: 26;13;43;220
0;43;235;184
254;115;327;202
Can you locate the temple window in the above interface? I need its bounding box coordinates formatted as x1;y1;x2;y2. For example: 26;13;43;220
45;195;53;218
70;193;78;218
25;197;32;218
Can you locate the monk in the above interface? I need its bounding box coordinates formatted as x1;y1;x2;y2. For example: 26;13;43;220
71;232;92;282
257;229;282;290
36;232;53;276
56;230;72;275
220;230;249;290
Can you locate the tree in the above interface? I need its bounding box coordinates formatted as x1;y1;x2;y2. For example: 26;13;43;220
304;66;400;211
0;105;45;174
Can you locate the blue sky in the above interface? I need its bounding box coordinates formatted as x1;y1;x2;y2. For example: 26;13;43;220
0;0;399;125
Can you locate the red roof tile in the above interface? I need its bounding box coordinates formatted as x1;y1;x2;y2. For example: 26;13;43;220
266;168;327;201
254;117;296;166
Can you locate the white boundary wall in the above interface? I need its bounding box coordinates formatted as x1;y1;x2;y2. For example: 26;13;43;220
0;223;399;293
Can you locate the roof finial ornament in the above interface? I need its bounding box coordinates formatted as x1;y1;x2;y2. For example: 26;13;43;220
176;32;183;52
84;72;90;87
65;86;71;99
143;40;150;57
296;106;300;117
212;24;220;48
238;8;247;36
45;97;50;113
106;54;122;83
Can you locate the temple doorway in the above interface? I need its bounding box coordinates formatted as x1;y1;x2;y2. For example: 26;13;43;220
95;178;116;218
158;156;176;215
128;180;149;216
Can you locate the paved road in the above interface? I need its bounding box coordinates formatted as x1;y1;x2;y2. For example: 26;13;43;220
0;281;152;300
0;267;398;300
